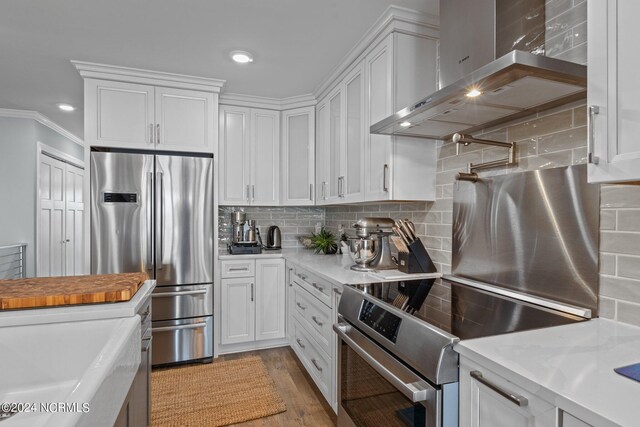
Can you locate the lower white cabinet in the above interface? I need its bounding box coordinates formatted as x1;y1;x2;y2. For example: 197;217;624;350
460;356;592;427
287;262;342;411
220;259;286;347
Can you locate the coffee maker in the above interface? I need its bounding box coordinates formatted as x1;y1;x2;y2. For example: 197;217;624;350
348;217;397;271
228;211;261;255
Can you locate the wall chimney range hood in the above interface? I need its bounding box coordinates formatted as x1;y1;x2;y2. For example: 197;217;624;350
370;50;587;140
371;0;587;140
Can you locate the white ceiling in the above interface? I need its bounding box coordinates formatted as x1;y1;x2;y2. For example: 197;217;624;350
0;0;438;139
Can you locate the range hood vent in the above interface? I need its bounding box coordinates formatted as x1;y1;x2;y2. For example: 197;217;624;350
370;50;587;140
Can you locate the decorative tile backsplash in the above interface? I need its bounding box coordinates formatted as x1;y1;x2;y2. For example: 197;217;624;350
218;206;324;249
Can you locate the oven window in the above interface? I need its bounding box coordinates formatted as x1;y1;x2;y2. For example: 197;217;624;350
341;341;427;426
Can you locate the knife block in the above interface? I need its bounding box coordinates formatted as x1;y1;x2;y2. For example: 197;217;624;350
397;239;438;274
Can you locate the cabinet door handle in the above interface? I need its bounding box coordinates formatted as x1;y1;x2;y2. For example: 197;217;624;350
228;267;249;272
296;338;305;349
309;183;313;201
149;123;154;144
250;283;254;302
587;105;600;165
311;358;323;372
312;282;324;292
383;164;389;192
156;124;160;144
252;184;255;202
246;185;250;202
296;302;307;310
470;370;528;407
311;316;323;326
322;181;327;200
288;268;294;287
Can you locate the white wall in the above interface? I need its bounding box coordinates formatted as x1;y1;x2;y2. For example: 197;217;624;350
0;116;83;277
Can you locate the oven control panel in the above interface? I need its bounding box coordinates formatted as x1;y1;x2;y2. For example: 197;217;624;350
359;301;402;343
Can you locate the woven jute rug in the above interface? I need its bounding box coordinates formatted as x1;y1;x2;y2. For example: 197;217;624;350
151;356;287;426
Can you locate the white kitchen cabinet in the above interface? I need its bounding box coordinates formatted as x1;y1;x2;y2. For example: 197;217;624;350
220;277;255;345
317;64;365;205
459;357;557;427
587;0;640;183
84;79;215;153
315;100;330;203
281;107;315;206
364;33;438;202
219;258;286;349
255;259;286;341
219;106;279;206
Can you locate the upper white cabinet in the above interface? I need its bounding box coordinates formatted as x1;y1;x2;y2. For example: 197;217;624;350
315;30;439;205
219;106;280;206
588;0;640;183
316;63;365;205
84;79;215;153
364;33;438;202
282;107;315;206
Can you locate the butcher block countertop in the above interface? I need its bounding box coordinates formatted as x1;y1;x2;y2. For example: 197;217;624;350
0;272;148;310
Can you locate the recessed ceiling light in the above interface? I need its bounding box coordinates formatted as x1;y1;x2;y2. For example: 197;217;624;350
57;103;75;112
400;121;412;127
230;50;253;64
466;88;482;98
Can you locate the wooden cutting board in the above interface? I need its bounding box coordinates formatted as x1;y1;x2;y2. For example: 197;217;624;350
0;272;148;310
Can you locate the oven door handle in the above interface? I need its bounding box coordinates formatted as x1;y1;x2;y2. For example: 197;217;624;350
333;322;436;403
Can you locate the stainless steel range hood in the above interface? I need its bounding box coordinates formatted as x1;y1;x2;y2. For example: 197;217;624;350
370;50;587;140
370;0;587;140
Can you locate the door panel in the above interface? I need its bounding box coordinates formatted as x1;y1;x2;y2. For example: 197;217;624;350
344;65;364;202
251;109;280;205
255;260;285;341
155;155;212;286
38;155;66;277
221;278;255;344
329;89;342;200
155;87;214;152
219;106;251;204
282;107;315;205
88;80;154;148
91;152;154;275
315;101;329;204
65;164;85;275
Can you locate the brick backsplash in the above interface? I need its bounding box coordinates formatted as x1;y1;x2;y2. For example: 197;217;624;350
218;206;324;249
545;0;587;64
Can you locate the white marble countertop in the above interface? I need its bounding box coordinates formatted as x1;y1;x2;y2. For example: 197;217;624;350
219;249;440;286
455;318;640;427
0;280;156;327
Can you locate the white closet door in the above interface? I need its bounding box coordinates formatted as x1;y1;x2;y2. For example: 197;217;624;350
38;155;66;277
65;164;85;275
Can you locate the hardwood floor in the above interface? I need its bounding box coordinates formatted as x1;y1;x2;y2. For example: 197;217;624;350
217;347;337;427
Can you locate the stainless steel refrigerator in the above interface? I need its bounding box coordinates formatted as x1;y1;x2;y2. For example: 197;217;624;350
91;150;213;366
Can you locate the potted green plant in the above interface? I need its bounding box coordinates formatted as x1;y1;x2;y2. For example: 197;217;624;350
309;227;338;255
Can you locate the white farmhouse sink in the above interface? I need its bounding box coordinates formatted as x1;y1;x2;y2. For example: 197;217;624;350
0;316;140;427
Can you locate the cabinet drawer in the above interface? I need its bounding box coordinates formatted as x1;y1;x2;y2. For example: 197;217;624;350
293;284;332;354
291;317;331;402
290;266;331;307
221;260;255;278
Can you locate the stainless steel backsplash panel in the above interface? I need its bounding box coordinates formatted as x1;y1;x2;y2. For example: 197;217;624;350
452;164;599;314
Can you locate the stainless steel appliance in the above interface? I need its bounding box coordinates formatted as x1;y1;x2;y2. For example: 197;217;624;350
228;211;261;255
335;165;599;426
264;225;281;250
349;218;397;271
369;0;587;140
91;149;213;366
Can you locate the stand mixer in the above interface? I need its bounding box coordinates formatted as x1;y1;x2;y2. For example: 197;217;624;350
348;217;397;271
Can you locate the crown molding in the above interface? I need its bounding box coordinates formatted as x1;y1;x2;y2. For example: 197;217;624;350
0;108;84;147
72;60;227;93
313;5;439;101
219;93;317;110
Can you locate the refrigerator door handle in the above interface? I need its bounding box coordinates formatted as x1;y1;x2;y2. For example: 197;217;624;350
157;171;164;270
147;172;154;270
